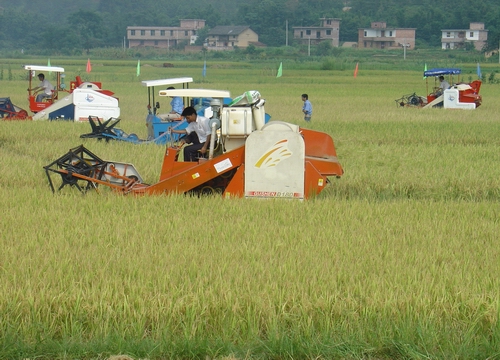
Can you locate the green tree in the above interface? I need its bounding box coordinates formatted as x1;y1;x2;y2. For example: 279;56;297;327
66;10;107;53
316;40;333;56
194;27;210;46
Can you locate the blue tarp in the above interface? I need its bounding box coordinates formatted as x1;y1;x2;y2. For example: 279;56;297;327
424;68;461;77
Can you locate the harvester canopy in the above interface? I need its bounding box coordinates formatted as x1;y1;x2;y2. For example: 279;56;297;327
424;68;461;77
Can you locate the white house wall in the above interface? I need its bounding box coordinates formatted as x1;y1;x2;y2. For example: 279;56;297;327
467;31;479;40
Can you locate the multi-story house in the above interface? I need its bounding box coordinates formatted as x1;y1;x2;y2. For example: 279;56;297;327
127;19;205;49
205;26;259;50
358;22;416;49
441;22;488;51
292;18;341;47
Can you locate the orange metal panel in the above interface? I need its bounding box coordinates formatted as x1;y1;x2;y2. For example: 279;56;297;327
223;164;245;198
304;161;328;199
299;127;339;158
305;156;343;177
299;127;343;178
144;146;245;195
158;146;198;181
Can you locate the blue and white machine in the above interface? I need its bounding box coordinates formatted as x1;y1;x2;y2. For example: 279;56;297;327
25;65;120;121
143;77;193;144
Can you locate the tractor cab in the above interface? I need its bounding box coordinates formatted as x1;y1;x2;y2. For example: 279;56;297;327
25;65;65;114
142;77;194;144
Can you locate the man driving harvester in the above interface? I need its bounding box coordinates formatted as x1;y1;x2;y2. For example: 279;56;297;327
30;73;54;102
169;106;216;162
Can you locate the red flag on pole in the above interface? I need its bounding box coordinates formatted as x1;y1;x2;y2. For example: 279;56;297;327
354;62;359;78
86;58;92;73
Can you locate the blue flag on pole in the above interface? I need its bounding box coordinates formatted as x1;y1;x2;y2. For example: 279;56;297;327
202;60;206;77
476;63;482;79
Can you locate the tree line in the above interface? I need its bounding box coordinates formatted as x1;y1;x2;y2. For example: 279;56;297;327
0;0;498;54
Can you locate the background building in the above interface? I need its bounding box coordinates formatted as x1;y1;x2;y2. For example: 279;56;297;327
292;18;341;47
441;22;488;51
127;19;205;49
358;22;416;49
205;26;259;50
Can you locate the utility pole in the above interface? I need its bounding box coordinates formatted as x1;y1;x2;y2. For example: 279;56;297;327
286;20;288;46
402;38;409;60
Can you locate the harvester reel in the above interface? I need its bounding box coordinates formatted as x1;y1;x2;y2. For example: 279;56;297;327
395;93;425;107
44;145;107;193
80;116;121;141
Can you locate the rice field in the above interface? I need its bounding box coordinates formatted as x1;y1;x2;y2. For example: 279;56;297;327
1;58;500;359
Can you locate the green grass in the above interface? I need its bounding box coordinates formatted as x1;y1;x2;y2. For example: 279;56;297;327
1;58;500;359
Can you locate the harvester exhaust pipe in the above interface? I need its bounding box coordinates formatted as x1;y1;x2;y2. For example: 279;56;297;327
208;99;222;160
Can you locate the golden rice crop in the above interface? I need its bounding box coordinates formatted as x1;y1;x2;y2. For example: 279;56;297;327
1;58;500;359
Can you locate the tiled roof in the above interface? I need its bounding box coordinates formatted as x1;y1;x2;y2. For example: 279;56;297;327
207;26;250;35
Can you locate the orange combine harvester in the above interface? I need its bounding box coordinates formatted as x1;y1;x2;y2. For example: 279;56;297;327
44;89;343;200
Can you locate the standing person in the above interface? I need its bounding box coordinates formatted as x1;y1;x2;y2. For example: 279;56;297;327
169;106;216;161
301;93;312;122
31;73;54;102
159;86;184;121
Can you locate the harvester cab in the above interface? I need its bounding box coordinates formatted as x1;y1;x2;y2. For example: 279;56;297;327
142;77;195;144
25;65;65;114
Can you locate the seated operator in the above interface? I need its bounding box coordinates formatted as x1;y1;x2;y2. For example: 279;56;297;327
169;106;217;162
435;75;450;97
158;86;184;121
30;73;54;102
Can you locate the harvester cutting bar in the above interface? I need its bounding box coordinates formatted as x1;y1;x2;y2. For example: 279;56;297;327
44;145;146;193
0;97;31;120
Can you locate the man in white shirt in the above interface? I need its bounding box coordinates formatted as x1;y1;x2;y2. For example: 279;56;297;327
436;75;450;97
31;73;54;102
169;106;216;161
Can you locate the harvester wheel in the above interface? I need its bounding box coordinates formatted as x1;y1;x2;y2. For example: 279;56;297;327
199;186;216;196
